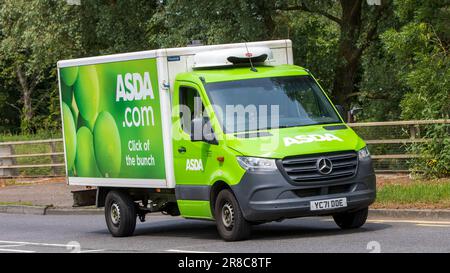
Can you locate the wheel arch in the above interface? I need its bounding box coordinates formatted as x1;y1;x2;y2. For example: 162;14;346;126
96;187;110;208
96;187;123;207
209;180;234;217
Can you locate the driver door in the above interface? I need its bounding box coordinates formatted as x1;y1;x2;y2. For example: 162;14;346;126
172;81;215;186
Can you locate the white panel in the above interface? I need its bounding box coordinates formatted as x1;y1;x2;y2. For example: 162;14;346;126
186;55;195;70
193;46;273;68
69;177;167;188
57;68;68;181
286;40;294;64
166;55;192;95
270;48;289;66
156;55;176;188
58;50;158;68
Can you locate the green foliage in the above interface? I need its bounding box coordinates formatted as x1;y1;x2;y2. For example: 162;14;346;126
288;13;339;92
408;124;450;178
80;0;158;54
148;0;279;47
380;12;450;177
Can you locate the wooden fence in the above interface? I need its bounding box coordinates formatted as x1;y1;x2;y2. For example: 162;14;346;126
0;138;65;178
348;119;449;172
0;119;448;177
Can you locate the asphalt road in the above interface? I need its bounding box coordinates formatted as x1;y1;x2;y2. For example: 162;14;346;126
0;213;449;253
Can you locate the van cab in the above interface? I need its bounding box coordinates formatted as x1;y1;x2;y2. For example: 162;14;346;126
172;65;375;240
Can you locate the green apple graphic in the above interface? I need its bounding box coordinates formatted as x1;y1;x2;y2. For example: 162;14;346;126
74;65;99;130
94;111;121;178
75;126;101;177
60;66;79;86
62;102;77;171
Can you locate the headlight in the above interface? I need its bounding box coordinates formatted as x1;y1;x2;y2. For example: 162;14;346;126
236;156;277;172
358;146;371;160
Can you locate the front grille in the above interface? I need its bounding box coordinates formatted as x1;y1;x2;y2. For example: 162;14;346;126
294;188;322;198
293;183;353;198
328;184;352;194
281;151;358;183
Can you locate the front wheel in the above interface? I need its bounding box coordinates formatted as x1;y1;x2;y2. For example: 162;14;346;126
333;207;368;229
214;189;251;241
105;190;137;237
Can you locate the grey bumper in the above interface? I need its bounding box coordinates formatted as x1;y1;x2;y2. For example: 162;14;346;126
231;157;376;222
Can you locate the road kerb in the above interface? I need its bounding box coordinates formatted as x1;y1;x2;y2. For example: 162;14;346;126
0;205;47;215
369;209;450;220
45;207;104;215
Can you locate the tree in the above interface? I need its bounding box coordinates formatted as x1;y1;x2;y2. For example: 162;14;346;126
80;0;159;55
0;0;82;132
274;0;392;109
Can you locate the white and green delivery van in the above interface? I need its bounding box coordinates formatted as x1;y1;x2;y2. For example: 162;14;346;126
58;40;376;241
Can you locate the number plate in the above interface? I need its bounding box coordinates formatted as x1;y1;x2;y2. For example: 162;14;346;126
310;197;347;211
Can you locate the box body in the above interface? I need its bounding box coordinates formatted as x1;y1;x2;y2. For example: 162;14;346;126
57;40;293;189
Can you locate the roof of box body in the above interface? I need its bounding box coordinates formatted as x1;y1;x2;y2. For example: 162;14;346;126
57;40;292;68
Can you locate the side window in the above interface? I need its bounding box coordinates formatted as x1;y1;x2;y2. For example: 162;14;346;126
179;86;204;134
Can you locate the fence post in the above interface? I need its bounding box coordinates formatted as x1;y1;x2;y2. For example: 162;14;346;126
50;142;58;176
0;144;18;177
409;124;420;140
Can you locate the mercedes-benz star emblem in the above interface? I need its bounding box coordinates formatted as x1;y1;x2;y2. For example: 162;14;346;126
316;157;333;175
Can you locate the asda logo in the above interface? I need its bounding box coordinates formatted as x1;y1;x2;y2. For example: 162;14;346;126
186;159;203;171
116;72;154;102
115;72;156;128
283;133;343;147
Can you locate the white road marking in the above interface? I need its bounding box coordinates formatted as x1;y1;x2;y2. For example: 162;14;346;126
0;240;69;247
166;249;218;253
0;244;26;248
78;249;105;253
367;219;450;225
0;248;35;253
324;218;450;226
416;224;450;228
0;240;104;252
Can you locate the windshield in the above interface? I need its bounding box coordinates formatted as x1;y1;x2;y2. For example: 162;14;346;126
205;75;341;134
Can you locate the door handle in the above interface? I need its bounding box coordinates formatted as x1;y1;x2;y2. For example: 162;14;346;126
177;146;187;154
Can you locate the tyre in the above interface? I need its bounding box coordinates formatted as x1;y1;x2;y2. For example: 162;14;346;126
333;207;368;229
214;189;251;241
105;190;137;237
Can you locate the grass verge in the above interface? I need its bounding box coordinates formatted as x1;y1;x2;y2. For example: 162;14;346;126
374;178;450;209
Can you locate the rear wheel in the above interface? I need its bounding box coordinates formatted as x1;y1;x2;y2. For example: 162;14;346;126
105;190;136;237
333;207;368;229
214;189;251;241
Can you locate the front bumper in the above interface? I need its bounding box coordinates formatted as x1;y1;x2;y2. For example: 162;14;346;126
231;157;376;222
